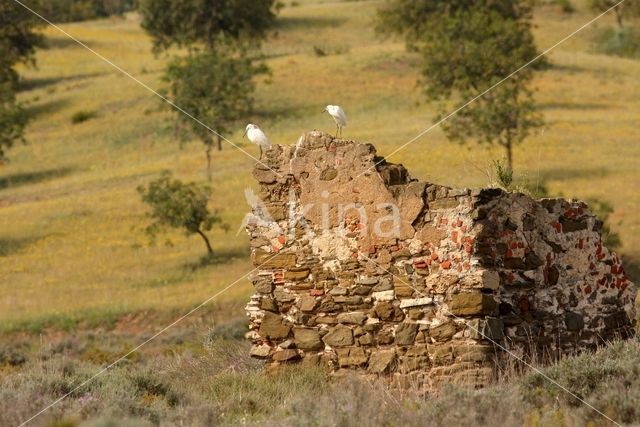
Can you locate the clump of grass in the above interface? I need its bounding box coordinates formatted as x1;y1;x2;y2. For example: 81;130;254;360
0;344;27;367
492;159;514;190
205;317;248;342
1;334;640;426
535;0;575;13
596;27;640;58
312;44;350;57
71;110;97;124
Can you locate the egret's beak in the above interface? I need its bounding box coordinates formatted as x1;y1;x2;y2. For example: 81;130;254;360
242;129;248;138
322;108;327;113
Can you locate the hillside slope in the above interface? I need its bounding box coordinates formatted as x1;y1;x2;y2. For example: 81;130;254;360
0;0;638;331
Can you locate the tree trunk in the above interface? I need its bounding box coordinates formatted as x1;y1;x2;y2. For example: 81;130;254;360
505;141;514;173
206;144;212;182
615;8;623;29
196;229;214;255
217;134;222;151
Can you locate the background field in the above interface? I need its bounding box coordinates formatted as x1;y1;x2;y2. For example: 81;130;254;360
0;0;639;425
1;0;638;332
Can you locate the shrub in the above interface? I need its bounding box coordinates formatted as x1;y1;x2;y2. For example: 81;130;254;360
71;110;97;124
137;171;227;256
596;27;640;58
554;0;575;13
534;0;575;13
312;44;350;57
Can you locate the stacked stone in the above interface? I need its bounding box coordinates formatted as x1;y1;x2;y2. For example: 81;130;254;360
245;131;635;388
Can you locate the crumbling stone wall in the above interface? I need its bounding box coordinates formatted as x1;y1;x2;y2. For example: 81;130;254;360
245;131;636;387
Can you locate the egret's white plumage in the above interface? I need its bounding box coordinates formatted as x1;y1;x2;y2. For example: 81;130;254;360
324;105;347;137
244;123;271;159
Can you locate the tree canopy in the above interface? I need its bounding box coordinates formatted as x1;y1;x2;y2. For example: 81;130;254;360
137;171;227;255
377;0;544;171
139;0;278;52
0;1;43;161
165;47;266;180
36;0;136;23
589;0;640;28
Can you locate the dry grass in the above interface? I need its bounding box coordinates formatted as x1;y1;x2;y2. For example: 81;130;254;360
1;325;639;426
0;3;639;424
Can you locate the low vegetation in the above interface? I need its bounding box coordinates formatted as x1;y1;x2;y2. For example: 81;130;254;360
71;109;97;124
1;317;639;426
596;26;640;58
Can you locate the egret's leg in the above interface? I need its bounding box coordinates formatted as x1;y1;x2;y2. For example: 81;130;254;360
335;123;338;138
259;146;263;160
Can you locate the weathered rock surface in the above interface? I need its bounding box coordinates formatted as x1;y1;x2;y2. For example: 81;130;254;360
245;131;636;388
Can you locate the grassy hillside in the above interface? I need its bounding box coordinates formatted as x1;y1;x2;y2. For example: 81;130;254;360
1;0;639;425
1;0;638;332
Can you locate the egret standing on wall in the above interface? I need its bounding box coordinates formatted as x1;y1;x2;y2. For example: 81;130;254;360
244;124;272;159
323;105;347;138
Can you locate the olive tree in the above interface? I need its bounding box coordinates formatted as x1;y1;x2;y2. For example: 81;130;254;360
164;47;266;181
139;0;276;178
377;0;544;171
139;0;277;52
0;1;43;161
137;171;227;255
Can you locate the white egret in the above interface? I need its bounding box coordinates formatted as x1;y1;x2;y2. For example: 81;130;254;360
244;123;272;159
323;105;347;138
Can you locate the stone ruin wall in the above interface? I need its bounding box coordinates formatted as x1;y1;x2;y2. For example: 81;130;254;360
244;131;636;387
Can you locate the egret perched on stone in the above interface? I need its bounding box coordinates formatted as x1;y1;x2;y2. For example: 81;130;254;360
323;105;347;138
244;123;272;159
